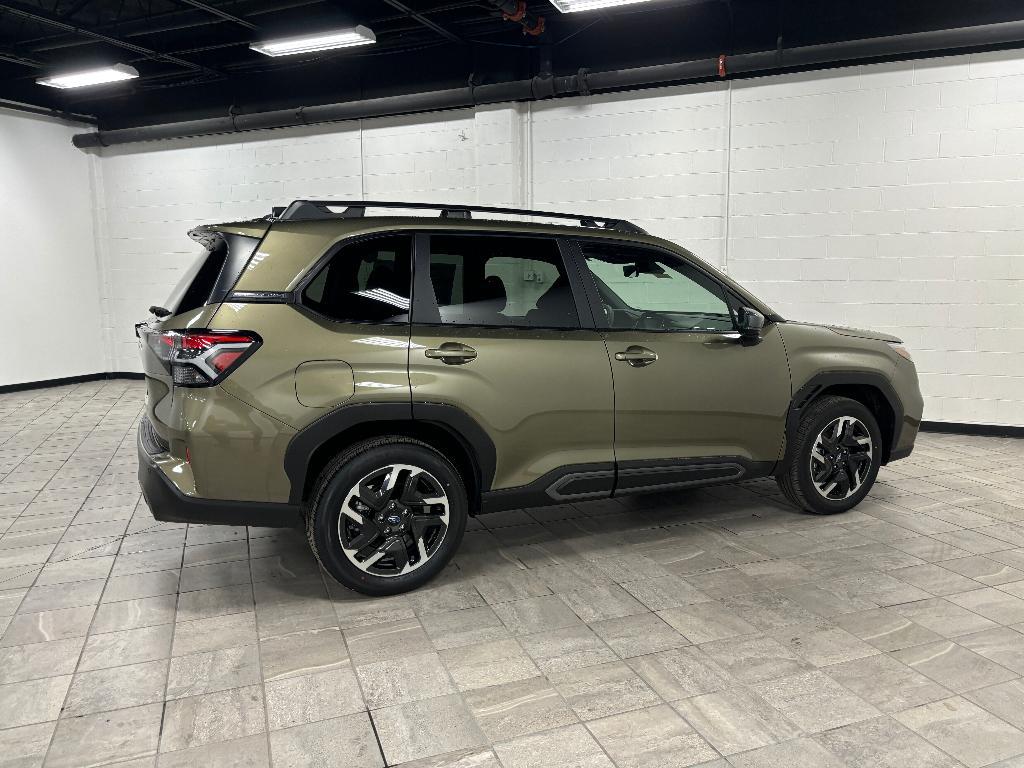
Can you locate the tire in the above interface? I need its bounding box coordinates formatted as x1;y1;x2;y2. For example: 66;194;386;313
777;395;882;515
306;436;468;596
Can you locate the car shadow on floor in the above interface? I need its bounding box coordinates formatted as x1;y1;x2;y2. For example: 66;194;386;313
243;477;842;609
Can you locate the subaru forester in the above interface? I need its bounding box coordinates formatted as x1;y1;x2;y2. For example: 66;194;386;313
137;200;923;595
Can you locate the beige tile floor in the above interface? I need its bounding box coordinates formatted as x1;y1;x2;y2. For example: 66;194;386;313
1;380;1024;767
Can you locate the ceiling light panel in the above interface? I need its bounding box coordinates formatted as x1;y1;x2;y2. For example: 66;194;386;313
250;26;376;57
37;64;139;89
548;0;659;12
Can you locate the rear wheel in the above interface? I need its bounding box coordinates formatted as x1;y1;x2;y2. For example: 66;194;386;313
777;395;882;515
306;437;467;595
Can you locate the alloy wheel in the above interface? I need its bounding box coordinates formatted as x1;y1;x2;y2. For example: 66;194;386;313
337;463;450;577
809;415;874;500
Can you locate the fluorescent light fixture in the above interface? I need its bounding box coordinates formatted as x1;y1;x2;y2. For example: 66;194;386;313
250;25;376;56
37;64;138;89
549;0;659;12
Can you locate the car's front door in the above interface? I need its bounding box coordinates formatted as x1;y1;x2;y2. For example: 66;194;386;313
408;232;615;501
574;239;791;490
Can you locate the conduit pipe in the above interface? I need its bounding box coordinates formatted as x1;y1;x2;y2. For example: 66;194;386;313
73;18;1024;148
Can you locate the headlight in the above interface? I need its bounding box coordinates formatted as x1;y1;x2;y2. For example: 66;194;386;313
888;342;912;362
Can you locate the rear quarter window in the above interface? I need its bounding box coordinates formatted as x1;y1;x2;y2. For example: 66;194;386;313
300;234;413;324
166;233;260;315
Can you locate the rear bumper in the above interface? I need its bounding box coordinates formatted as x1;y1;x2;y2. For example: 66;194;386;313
137;426;302;528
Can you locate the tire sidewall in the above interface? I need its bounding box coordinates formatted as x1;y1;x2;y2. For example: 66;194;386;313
312;443;467;596
795;399;882;514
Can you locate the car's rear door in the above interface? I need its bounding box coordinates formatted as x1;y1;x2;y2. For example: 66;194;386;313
407;232;615;505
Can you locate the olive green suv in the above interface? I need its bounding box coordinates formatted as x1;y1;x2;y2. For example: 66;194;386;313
137;200;922;595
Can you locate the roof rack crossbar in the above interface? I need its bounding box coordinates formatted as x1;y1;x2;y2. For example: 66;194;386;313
273;200;647;235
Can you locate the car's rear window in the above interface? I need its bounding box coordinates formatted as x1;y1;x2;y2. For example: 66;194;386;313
166;233;260;315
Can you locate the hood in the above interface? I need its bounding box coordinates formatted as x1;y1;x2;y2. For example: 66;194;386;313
785;321;903;344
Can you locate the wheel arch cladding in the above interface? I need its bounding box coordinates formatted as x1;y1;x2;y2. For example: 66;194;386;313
283;401;496;507
787;372;901;464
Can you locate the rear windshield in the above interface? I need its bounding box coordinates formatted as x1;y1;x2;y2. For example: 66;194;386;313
165;233;260;315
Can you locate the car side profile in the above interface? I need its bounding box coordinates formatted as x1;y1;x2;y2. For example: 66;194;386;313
137;200;923;595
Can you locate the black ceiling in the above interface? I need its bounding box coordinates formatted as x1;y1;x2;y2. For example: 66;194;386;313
4;0;1024;130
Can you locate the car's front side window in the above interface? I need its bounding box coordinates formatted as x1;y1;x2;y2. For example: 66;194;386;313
580;241;734;332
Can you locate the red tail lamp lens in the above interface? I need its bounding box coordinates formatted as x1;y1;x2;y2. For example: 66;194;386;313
180;333;256;351
208;349;245;373
147;330;260;387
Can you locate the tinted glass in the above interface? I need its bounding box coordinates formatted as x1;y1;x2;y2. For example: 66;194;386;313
428;235;579;329
581;242;734;332
167;234;260;315
303;235;412;323
169;241;226;315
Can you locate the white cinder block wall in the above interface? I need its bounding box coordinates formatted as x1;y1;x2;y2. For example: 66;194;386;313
85;49;1024;426
727;52;1024;427
96;112;479;371
0;108;104;387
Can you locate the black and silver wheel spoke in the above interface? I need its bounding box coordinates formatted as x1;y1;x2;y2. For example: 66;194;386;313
338;463;450;578
809;416;873;501
346;523;381;553
397;470;424;505
340;505;381;551
355;478;386;512
355;538;390;567
380;536;410;572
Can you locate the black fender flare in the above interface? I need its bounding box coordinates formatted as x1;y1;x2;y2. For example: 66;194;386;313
786;371;904;462
283;401;497;505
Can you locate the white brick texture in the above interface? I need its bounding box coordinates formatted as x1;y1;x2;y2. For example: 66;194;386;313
82;49;1024;426
728;53;1024;427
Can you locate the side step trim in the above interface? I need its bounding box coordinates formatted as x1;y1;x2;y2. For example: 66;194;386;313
615;462;746;495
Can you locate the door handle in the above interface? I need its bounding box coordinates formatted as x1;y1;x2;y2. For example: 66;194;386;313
424;342;477;365
703;332;743;346
614;345;658;367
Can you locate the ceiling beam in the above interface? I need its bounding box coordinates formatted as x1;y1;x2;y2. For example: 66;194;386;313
374;0;464;43
0;0;224;76
59;0;95;20
172;0;259;31
0;46;43;67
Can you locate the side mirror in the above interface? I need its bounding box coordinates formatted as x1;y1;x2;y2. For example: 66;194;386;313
736;307;766;344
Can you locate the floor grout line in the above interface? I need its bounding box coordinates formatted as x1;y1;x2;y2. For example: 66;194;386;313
1;383;1024;765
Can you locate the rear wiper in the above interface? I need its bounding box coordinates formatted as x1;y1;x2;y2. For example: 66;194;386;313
149;305;172;318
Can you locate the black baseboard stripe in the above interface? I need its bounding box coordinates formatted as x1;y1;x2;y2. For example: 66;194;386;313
0;372;145;395
921;421;1024;439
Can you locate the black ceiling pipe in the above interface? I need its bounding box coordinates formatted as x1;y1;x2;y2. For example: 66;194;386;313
0;97;96;123
72;18;1024;149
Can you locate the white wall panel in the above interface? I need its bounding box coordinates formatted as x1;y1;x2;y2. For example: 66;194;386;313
83;50;1024;426
730;54;1024;427
0;108;104;386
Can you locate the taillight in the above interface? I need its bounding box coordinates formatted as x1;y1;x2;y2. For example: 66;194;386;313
146;329;261;387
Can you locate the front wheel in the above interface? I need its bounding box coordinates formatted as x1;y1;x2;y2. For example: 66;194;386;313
777;395;882;515
306;437;468;596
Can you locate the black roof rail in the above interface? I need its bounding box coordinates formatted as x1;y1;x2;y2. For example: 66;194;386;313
272;200;648;235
